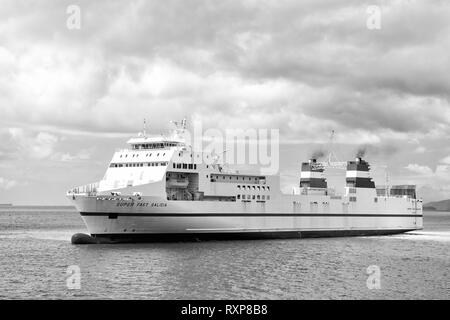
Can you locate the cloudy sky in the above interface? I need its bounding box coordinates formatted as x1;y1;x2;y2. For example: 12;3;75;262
0;0;449;205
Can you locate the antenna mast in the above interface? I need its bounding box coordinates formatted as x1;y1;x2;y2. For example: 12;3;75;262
327;130;340;164
143;118;147;137
385;168;390;198
311;130;347;170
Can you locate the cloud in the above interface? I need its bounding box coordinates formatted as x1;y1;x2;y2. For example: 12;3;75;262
418;183;450;203
53;149;92;162
439;156;450;165
0;127;93;162
415;146;426;154
405;164;434;176
0;128;59;160
0;177;18;190
1;0;450;203
0;0;449;141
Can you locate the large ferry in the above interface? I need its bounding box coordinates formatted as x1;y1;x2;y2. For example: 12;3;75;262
67;120;423;242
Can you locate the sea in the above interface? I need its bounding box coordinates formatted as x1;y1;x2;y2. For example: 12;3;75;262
0;207;448;300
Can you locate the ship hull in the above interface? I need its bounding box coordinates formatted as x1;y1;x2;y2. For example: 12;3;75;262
88;229;416;243
69;195;423;242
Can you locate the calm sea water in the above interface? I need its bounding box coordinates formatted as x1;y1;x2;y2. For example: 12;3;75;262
0;207;449;300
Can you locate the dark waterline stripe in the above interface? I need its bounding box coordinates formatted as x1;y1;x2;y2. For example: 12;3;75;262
80;212;422;218
86;229;417;242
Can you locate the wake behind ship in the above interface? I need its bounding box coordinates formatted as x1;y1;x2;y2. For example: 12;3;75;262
67;120;423;243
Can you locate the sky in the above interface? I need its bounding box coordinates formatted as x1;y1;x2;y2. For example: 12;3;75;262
0;0;450;205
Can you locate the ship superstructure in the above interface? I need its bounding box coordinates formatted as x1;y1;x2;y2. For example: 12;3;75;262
68;120;423;242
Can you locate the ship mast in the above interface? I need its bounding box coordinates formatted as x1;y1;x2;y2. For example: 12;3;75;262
311;130;347;170
143;118;147;137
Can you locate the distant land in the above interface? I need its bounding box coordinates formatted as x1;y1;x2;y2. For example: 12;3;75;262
423;199;450;212
0;203;13;207
0;204;75;209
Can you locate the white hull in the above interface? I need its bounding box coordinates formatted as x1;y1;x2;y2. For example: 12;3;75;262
70;195;423;241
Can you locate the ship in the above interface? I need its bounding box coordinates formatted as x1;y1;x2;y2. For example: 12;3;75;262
67;119;423;242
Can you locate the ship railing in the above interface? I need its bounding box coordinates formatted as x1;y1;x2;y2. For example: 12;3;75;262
67;182;100;196
382;195;417;199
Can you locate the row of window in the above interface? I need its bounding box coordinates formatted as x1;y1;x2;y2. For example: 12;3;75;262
178;152;205;158
110;162;169;168
293;201;329;206
120;152;166;158
132;143;178;150
211;174;263;182
237;194;271;200
237;185;270;191
172;163;197;170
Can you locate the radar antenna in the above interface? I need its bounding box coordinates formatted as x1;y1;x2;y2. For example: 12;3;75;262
169;118;188;141
170;118;187;130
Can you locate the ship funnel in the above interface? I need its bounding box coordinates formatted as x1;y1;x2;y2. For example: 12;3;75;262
346;157;375;188
300;158;327;189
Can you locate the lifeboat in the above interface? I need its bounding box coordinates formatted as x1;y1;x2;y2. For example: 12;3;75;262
166;178;189;188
